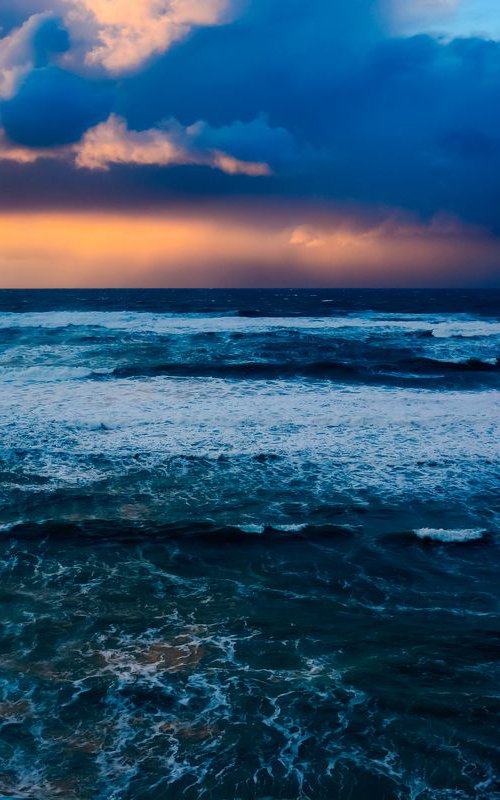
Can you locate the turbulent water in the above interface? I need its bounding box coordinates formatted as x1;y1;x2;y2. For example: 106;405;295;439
0;289;499;799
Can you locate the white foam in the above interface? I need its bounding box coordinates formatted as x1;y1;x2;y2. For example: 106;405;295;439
414;528;485;542
238;523;309;534
0;520;23;532
0;310;498;338
431;322;500;338
0;307;498;515
238;524;265;534
0;375;498;508
272;523;309;532
0;366;91;383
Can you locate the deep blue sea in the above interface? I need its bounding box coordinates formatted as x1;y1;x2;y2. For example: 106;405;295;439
0;289;499;799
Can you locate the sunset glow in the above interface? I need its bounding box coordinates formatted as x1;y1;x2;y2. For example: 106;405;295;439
0;211;498;287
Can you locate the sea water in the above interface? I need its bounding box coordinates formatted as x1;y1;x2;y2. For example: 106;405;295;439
0;289;498;798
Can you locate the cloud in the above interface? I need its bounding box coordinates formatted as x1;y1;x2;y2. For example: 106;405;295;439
68;0;234;74
1;0;500;248
0;0;236;88
0;125;46;162
112;7;500;231
290;226;326;249
0;13;45;99
75;114;271;174
0;113;271;176
0;11;68;98
0;65;113;146
191;115;303;169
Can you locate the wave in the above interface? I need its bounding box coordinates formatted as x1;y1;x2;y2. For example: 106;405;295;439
1;310;499;338
95;356;500;383
1;356;498;387
397;357;499;373
106;360;360;380
413;527;486;543
3;519;492;551
0;518;355;541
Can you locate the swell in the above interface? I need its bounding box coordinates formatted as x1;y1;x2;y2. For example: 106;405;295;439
1;287;500;317
89;356;500;384
0;518;355;542
104;360;359;380
397;356;500;373
3;520;494;550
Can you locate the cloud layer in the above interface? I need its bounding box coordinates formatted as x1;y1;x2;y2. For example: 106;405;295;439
0;0;499;285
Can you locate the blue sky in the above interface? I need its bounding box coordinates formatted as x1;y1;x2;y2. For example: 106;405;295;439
391;0;500;39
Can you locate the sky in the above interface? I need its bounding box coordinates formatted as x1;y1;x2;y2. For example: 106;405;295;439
0;0;500;287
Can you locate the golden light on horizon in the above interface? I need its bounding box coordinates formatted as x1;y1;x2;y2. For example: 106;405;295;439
0;210;498;288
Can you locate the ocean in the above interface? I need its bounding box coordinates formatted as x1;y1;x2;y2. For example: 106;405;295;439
0;288;498;799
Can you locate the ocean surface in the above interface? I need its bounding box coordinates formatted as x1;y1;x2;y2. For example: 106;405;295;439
0;288;499;799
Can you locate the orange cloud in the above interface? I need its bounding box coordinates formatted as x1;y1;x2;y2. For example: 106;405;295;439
0;1;235;81
0;210;498;288
0;114;271;176
65;0;233;73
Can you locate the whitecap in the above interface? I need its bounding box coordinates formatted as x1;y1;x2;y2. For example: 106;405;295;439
414;527;485;542
237;523;308;534
237;524;266;534
431;322;500;338
1;310;498;338
0;520;25;532
272;523;309;532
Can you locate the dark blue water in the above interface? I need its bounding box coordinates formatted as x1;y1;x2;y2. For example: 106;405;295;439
0;290;499;799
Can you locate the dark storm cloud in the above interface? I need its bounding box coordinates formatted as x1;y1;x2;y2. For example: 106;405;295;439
120;0;382;130
119;6;500;229
1;66;113;146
